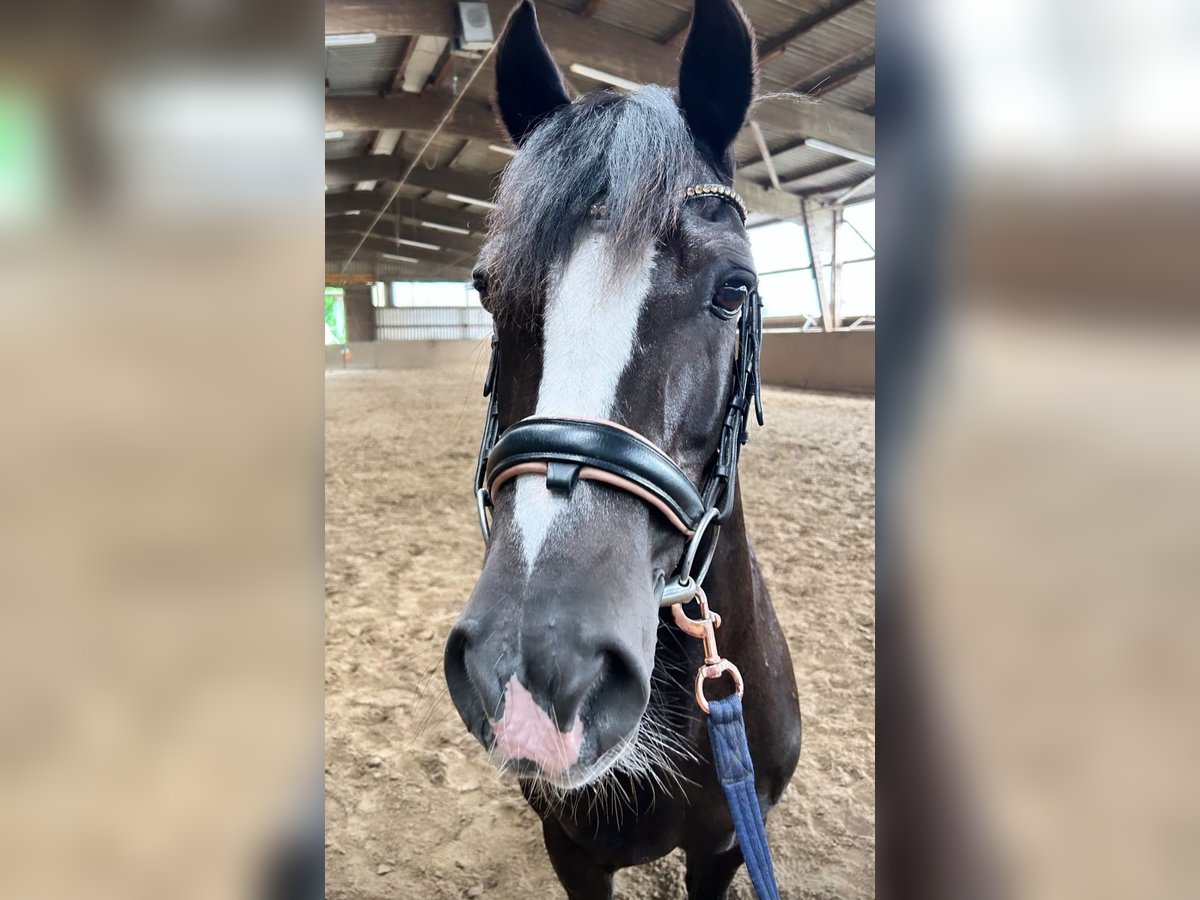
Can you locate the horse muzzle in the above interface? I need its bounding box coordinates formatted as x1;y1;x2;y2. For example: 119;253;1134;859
443;578;653;781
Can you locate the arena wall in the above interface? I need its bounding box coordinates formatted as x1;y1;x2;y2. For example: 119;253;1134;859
759;330;875;394
326;330;874;394
325;340;486;370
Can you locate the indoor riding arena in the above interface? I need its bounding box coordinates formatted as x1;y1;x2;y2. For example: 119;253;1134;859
325;1;875;897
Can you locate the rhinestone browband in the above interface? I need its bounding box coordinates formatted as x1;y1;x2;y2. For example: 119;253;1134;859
683;183;748;222
588;183;749;224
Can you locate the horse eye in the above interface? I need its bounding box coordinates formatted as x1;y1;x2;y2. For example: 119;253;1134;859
712;283;749;319
472;270;493;311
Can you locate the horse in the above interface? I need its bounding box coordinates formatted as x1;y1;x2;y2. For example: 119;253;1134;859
443;1;802;897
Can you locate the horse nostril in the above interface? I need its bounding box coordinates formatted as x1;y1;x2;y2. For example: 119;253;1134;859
444;624;489;738
581;647;651;758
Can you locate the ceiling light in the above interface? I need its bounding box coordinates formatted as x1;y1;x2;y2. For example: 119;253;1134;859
805;139;875;167
446;193;497;210
325;33;377;47
421;221;471;235
371;129;402;156
394;237;441;251
381;253;418;263
324;130;344;141
488;144;517;157
568;64;640;92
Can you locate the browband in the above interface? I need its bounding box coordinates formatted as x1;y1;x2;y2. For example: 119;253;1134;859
484;417;706;534
683;183;748;222
590;184;748;224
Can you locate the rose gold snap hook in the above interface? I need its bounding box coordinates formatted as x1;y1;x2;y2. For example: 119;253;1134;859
695;660;744;714
670;587;744;713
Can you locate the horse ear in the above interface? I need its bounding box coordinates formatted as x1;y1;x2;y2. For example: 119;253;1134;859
494;1;571;147
678;0;758;171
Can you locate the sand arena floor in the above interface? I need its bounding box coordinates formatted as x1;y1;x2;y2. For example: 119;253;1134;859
325;360;874;899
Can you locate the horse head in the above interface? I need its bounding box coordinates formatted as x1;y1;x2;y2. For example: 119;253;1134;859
444;0;760;791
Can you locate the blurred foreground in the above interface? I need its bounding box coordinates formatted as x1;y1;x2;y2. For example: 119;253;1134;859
880;0;1200;897
0;2;323;899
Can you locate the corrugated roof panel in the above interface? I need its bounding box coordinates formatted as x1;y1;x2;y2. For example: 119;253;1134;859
788;160;872;191
766;3;874;89
821;72;874;111
593;0;689;41
325;133;374;161
325;35;408;95
740;142;818;181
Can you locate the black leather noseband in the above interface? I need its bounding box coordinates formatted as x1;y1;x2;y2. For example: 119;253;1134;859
485;417;708;534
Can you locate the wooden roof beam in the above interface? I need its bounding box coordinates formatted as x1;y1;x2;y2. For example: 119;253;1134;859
324;0;873;158
386;36;417;96
325;218;484;255
326;94;498;141
325;156;497;200
325;192;486;232
327;125;802;220
329;256;476;283
326;231;465;262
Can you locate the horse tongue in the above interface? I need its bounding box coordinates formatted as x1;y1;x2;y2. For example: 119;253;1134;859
490;676;583;776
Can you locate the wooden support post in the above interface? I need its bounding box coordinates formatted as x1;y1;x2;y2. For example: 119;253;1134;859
831;206;843;329
802;199;837;332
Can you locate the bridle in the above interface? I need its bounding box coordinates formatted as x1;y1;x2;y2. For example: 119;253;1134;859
472;182;763;618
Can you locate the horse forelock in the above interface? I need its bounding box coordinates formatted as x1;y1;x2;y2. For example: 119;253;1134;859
481;85;703;323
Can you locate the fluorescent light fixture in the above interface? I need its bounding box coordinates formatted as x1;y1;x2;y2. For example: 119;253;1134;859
381;253;418;263
446;193;497;209
371;128;402;156
324;130;344;141
325;32;377;47
421;221;471;235
805;139;875;167
568;63;640;92
394;237;441;251
488;143;517;157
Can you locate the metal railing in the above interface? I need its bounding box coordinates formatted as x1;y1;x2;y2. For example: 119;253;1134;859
375;306;492;341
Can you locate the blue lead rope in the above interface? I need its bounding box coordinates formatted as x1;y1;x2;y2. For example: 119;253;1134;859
707;693;781;900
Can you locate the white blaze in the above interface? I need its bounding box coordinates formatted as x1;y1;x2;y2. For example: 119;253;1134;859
513;229;655;568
